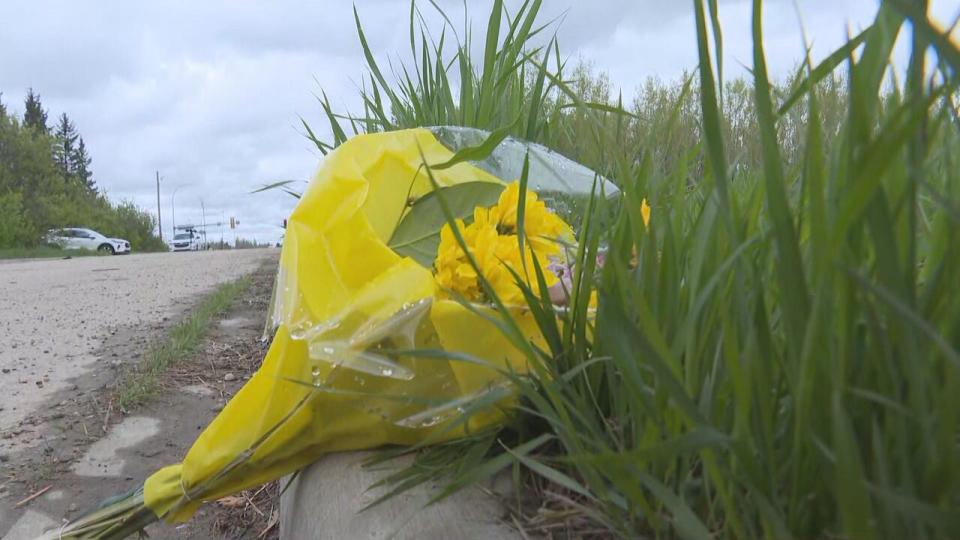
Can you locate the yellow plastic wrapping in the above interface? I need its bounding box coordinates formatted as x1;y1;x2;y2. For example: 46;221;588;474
143;128;550;522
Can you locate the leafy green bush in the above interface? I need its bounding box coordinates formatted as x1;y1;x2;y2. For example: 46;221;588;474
93;200;169;252
0;191;28;246
0;94;166;251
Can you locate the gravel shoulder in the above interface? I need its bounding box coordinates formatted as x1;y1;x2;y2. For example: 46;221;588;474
0;249;277;538
0;249;272;447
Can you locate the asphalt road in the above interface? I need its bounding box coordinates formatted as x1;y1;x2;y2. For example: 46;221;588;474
0;249;274;450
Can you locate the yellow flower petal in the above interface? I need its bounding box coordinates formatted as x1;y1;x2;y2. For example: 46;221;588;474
433;181;574;304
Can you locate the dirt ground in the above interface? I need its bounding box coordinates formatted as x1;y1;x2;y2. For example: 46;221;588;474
0;253;280;539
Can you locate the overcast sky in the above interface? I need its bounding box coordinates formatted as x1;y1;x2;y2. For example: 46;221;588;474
2;1;957;245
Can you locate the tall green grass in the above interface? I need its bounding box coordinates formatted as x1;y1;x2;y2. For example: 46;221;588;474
312;1;960;537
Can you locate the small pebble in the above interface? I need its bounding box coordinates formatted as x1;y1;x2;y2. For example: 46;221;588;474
223;373;236;382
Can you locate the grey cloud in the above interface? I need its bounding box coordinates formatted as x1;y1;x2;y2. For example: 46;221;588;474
3;0;957;245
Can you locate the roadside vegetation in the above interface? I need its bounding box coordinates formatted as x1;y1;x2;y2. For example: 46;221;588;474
0;90;167;253
0;246;103;260
310;1;960;538
116;276;252;410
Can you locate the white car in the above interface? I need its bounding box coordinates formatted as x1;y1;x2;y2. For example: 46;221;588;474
45;228;131;255
170;231;203;252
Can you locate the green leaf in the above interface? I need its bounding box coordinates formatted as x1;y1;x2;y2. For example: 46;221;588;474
430;119;518;170
504;448;597;502
888;0;960;76
300;116;332;155
428;433;554;506
693;0;737;243
777;27;870;116
638;472;713;540
707;0;724;103
354;5;396;106
870;484;960;534
388;181;505;266
832;392;877;540
250;179;305;199
751;0;809;352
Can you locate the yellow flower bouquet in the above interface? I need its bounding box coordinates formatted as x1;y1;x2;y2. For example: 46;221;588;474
46;126;615;539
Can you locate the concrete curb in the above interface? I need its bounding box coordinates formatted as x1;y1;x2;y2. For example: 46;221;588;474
280;451;521;539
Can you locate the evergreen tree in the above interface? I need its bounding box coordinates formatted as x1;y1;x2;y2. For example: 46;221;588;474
0;100;158;250
71;137;94;192
0;92;7;120
23;88;48;134
53;113;78;179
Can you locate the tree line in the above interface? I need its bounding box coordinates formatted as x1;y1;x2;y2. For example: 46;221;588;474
0;89;166;251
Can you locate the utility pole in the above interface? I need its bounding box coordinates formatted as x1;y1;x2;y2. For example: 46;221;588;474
156;171;163;241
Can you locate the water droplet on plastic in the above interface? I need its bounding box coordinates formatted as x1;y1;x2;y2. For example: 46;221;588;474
419;416;444;428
